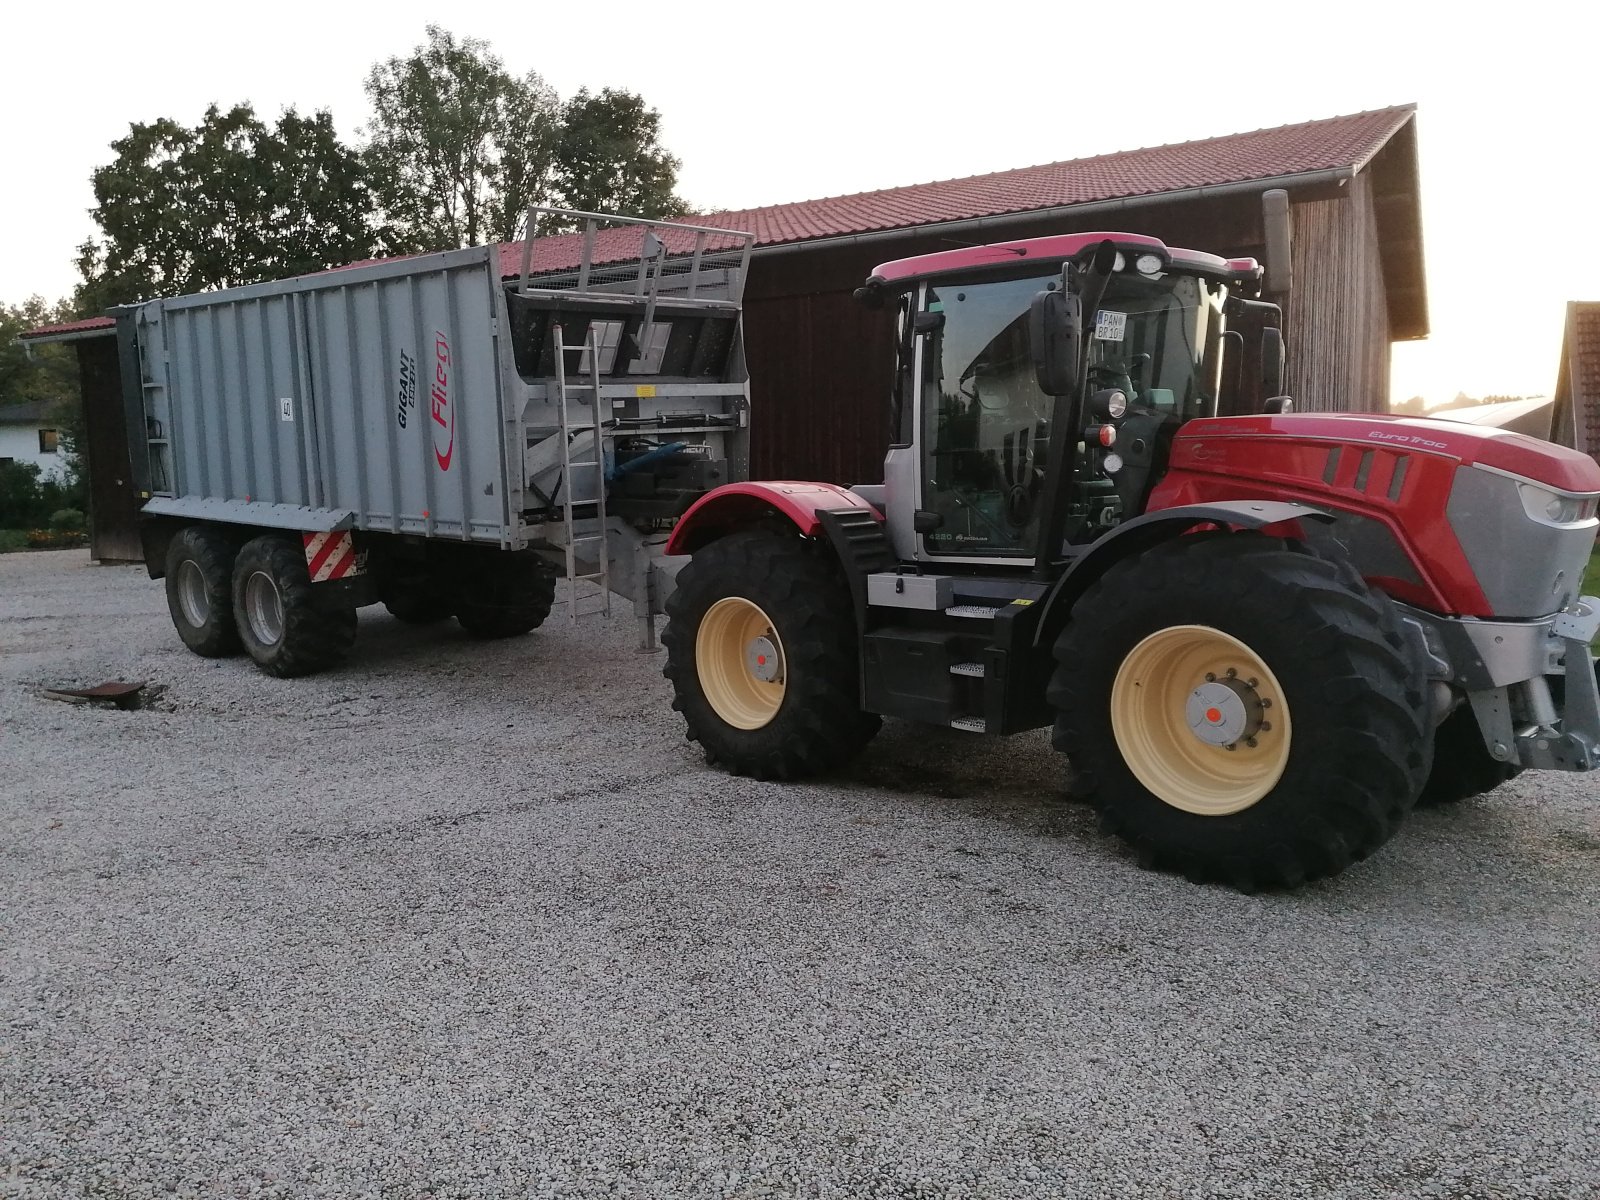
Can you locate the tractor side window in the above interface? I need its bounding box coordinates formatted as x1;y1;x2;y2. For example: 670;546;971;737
920;273;1056;557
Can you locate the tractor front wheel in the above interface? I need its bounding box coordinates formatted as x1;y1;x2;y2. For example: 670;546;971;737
1050;534;1431;889
663;531;880;779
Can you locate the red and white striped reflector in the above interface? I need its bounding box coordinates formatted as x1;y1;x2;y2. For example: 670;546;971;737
302;531;362;582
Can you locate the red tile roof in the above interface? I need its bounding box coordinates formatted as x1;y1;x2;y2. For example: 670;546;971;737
501;105;1417;276
26;105;1417;339
20;315;116;339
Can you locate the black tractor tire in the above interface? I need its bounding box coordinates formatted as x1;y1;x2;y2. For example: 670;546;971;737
1416;703;1523;807
231;535;357;678
164;524;241;658
1049;534;1433;890
662;530;881;779
453;552;556;639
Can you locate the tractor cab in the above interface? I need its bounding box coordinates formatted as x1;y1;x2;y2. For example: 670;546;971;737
853;233;1276;568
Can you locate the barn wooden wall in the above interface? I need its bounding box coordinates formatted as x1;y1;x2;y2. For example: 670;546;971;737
1285;173;1391;412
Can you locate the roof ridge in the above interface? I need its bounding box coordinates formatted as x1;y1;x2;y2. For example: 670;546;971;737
688;105;1419;222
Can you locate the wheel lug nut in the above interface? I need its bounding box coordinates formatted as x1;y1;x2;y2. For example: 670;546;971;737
1225;668;1237;678
1204;673;1216;682
1247;678;1258;688
1260;721;1272;732
1245;737;1258;748
1224;743;1236;752
1261;699;1272;709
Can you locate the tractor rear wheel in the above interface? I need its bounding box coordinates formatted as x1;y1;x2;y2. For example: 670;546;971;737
1049;534;1431;889
232;535;357;678
663;530;880;779
164;525;241;658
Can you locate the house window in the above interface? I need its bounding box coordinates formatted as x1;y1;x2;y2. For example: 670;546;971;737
39;429;59;453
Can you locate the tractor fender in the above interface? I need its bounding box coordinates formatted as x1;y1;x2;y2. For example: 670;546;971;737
1030;500;1333;650
664;481;880;556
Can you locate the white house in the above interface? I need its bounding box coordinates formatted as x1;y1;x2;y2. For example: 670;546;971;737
0;402;69;482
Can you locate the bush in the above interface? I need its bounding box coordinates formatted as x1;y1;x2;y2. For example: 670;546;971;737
49;507;86;531
24;528;87;550
0;529;26;553
0;459;87;530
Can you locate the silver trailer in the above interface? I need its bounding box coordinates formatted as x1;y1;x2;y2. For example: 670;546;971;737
118;210;756;675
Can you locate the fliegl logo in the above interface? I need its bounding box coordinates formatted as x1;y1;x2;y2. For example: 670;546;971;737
431;332;454;470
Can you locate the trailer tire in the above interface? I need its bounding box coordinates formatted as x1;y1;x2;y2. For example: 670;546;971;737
453;552;556;639
1049;534;1431;890
232;535;357;678
663;530;880;780
164;525;241;658
383;585;455;625
1417;704;1522;806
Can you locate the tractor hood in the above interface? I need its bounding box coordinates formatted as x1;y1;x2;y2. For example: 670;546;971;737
1182;413;1600;494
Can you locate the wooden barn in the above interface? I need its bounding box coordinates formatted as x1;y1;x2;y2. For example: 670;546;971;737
1554;301;1600;464
24;105;1426;559
680;104;1426;486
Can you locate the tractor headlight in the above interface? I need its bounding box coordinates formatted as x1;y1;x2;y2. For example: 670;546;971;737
1517;482;1600;527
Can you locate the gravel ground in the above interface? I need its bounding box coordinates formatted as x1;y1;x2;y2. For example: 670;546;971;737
2;548;1598;1200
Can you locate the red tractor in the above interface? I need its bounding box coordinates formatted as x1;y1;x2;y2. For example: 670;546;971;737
659;233;1600;888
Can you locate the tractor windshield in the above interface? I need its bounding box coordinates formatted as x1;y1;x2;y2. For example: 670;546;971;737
919;268;1225;557
1086;273;1223;422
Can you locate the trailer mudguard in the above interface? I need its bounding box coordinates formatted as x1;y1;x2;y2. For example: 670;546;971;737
664;482;880;555
1030;500;1332;650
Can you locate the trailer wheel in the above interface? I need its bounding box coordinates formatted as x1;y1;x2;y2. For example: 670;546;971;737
382;577;455;625
1049;534;1431;889
231;535;357;678
164;525;241;657
1417;704;1521;806
662;530;880;779
453;552;556;639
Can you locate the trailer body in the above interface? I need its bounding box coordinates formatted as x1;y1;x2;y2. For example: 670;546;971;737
113;212;756;658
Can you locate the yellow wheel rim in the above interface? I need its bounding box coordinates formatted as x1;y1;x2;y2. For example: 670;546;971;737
695;597;787;730
1109;625;1292;816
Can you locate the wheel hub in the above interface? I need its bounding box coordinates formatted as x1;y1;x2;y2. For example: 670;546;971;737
244;570;286;647
745;635;783;683
695;597;788;730
1185;675;1264;748
1109;625;1292;816
176;559;209;628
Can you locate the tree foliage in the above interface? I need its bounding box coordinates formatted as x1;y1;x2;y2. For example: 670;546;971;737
1;297;79;411
75;104;377;310
550;88;687;222
364;26;560;251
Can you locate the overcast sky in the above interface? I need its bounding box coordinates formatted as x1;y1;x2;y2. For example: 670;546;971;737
3;1;1593;406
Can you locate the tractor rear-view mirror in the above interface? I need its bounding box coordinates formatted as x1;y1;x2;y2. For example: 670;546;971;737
1030;289;1080;396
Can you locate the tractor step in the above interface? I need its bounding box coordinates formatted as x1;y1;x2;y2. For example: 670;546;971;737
949;716;987;733
945;605;1003;620
950;662;985;677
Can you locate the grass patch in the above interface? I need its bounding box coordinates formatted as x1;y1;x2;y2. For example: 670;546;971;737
0;530;27;553
1586;546;1600;598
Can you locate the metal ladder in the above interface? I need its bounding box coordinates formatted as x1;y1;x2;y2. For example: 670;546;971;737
551;325;612;620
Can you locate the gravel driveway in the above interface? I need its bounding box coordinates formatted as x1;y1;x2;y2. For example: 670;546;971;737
3;549;1597;1199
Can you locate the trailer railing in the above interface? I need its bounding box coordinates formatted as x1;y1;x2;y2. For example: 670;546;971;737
515;208;757;321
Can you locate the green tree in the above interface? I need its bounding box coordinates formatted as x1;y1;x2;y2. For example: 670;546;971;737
363;26;560;252
550;87;687;221
1;297;78;410
76;104;377;311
